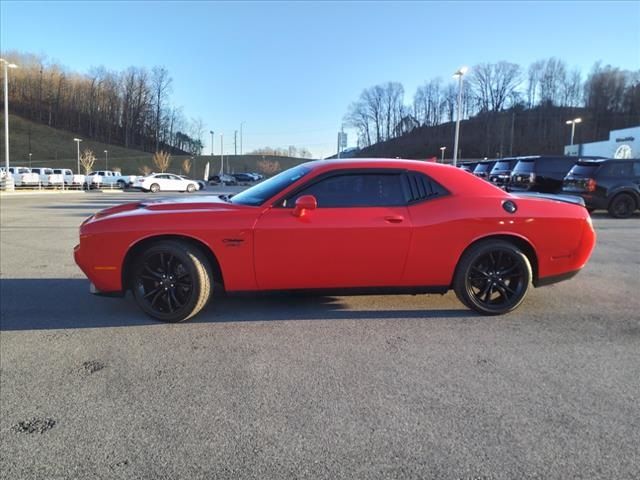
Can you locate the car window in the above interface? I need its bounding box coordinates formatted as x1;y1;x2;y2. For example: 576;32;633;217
601;162;632;177
513;161;535;173
288;173;405;208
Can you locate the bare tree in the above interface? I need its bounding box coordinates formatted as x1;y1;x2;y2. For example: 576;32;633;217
79;149;96;174
152;150;171;173
257;159;281;176
539;57;567;106
527;60;545;107
181;158;192;175
151;66;172;152
470;61;522;112
138;164;152;176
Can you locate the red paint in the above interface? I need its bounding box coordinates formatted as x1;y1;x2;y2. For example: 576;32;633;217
74;159;595;294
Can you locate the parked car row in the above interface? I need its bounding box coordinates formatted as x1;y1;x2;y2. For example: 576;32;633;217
459;156;640;218
1;166;84;188
208;172;263;186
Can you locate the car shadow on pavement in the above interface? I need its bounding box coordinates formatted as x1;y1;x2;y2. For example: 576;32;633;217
0;279;472;331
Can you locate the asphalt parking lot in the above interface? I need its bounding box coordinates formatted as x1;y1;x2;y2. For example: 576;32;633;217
1;190;639;479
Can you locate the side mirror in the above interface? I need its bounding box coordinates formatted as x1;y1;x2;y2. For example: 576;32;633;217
293;195;317;217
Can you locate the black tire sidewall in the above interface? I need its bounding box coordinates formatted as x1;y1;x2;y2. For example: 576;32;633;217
454;240;532;315
131;242;205;322
608;193;635;218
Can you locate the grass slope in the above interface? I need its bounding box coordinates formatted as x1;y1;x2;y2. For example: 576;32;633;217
0;115;311;177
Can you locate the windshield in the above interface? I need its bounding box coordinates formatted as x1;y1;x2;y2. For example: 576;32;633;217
230;165;311;206
474;163;492;173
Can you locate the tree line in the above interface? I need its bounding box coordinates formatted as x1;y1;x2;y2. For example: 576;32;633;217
345;58;640;149
2;51;205;156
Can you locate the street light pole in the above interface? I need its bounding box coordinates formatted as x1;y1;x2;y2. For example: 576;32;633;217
452;66;468;167
440;146;446;163
240;122;245;155
234;130;237;156
1;58;18;170
73;138;82;173
29;153;32;168
104;150;108;169
220;134;224;174
210;130;214;156
566;118;582;146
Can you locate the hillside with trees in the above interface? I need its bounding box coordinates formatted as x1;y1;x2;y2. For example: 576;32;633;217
344;59;640;159
0;51;205;157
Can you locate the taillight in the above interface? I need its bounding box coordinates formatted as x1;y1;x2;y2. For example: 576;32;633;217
586;178;596;192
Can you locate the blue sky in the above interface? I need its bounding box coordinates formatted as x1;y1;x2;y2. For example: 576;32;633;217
2;0;639;157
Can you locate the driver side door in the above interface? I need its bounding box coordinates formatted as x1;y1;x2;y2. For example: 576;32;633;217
253;170;413;290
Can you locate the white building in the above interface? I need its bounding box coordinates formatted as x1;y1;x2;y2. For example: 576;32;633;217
564;126;639;159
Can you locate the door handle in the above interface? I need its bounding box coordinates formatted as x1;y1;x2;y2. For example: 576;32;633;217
384;215;404;223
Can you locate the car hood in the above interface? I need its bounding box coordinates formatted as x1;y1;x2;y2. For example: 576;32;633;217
90;195;248;221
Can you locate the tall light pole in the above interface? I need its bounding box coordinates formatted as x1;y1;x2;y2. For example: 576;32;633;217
29;153;32;168
234;130;237;156
452;66;468;167
209;130;214;156
104;150;108;169
1;58;18;170
73;138;82;173
240;121;245;155
440;146;446;163
220;133;224;174
566;118;582;146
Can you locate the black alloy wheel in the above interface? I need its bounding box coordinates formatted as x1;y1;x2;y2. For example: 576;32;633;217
608;193;635;219
132;241;212;322
454;240;532;315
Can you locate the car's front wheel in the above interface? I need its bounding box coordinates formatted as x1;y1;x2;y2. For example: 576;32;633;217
453;240;532;315
186;183;196;193
131;240;213;322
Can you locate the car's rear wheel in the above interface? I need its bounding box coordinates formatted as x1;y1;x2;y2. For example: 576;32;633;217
186;184;196;193
131;241;212;322
453;240;532;315
608;193;635;219
117;179;126;189
150;183;160;193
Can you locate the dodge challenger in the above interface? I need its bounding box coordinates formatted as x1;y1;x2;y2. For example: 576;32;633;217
74;159;596;322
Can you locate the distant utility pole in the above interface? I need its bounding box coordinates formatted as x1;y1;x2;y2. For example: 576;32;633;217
1;58;18;170
234;130;237;156
220;134;224;174
240;121;245;155
210;130;214;156
104;150;108;170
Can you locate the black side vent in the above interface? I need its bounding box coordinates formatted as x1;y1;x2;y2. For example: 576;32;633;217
402;172;448;204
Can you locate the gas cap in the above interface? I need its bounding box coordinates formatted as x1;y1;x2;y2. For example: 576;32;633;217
502;200;517;214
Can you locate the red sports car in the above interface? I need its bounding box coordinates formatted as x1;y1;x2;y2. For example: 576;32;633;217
74;159;596;322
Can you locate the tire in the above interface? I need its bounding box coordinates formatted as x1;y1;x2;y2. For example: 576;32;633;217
150;183;160;193
131;240;213;322
117;180;126;189
607;193;635;219
186;183;196;193
453;239;532;315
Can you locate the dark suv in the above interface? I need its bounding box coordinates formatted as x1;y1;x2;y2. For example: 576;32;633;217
488;158;519;189
563;158;640;218
472;160;497;180
509;156;602;193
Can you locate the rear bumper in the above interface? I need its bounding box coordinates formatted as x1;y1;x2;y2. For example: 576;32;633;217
534;269;580;287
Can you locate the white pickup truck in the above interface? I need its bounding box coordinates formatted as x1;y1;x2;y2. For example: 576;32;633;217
53;168;85;187
6;167;41;187
85;170;137;189
30;167;65;187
